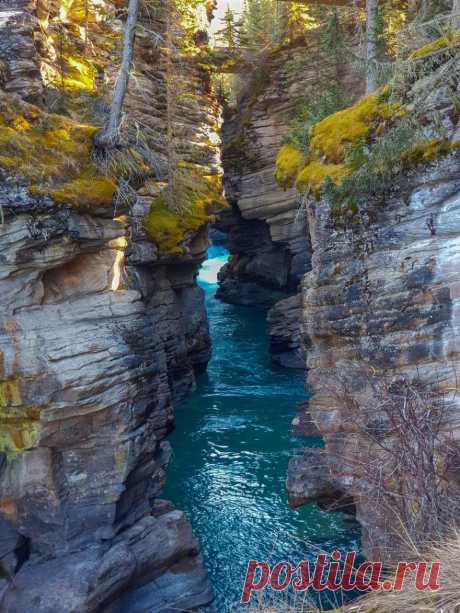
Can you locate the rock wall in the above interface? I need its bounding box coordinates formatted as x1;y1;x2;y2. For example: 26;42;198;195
286;53;460;559
0;0;221;609
218;35;362;368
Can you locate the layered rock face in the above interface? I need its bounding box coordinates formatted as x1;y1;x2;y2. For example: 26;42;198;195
218;37;362;368
0;0;221;609
287;56;460;558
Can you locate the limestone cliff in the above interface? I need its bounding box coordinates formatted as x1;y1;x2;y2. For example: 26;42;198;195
0;0;221;609
284;41;460;558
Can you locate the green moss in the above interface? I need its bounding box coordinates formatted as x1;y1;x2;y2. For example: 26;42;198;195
274;144;307;189
0;94;116;209
295;161;350;195
308;92;399;163
144;172;227;256
402;138;460;165
31;175;117;209
410;29;460;59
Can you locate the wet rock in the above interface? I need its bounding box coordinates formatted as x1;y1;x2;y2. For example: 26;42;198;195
268;294;305;369
290;401;321;438
286;448;336;508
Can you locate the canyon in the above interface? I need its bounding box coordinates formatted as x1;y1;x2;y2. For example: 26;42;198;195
1;0;460;610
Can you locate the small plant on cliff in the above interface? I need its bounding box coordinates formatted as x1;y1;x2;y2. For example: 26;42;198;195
283;87;350;152
325;366;460;558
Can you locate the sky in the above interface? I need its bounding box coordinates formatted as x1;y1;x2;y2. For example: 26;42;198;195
210;0;244;35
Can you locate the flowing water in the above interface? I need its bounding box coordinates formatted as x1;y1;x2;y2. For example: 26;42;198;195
163;245;360;611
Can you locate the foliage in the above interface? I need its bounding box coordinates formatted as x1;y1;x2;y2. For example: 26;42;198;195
215;5;238;47
238;0;289;49
283;87;350;151
321;6;344;62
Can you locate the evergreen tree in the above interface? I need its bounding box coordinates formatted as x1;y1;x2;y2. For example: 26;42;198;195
366;0;379;93
216;5;238;47
238;0;289;49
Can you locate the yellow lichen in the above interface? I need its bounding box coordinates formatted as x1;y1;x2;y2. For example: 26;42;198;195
410;29;460;59
295;161;350;194
274;144;307;189
144;171;227;255
0;380;42;457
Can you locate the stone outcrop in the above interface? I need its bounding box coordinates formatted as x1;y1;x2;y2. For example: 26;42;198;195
286;52;460;558
0;0;220;609
217;48;313;314
267;294;305;368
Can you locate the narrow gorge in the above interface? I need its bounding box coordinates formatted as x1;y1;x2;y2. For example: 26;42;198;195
1;0;460;611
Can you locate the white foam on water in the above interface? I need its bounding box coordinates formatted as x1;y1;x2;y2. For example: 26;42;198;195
199;252;229;286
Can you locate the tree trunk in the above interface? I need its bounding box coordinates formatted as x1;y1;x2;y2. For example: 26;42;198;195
94;0;139;148
366;0;378;94
453;0;460;28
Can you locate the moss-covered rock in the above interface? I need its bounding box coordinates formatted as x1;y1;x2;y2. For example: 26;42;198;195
308;92;397;163
144;171;227;255
410;28;460;59
274;144;306;189
0;94;116;210
275;91;399;196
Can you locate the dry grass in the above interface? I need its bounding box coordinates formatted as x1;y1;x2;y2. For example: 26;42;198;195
348;532;460;613
243;533;460;612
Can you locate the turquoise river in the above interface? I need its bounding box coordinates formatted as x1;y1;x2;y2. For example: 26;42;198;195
163;245;360;611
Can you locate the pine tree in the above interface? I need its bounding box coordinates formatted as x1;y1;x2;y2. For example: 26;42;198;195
238;0;288;49
366;0;379;93
216;5;238;47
